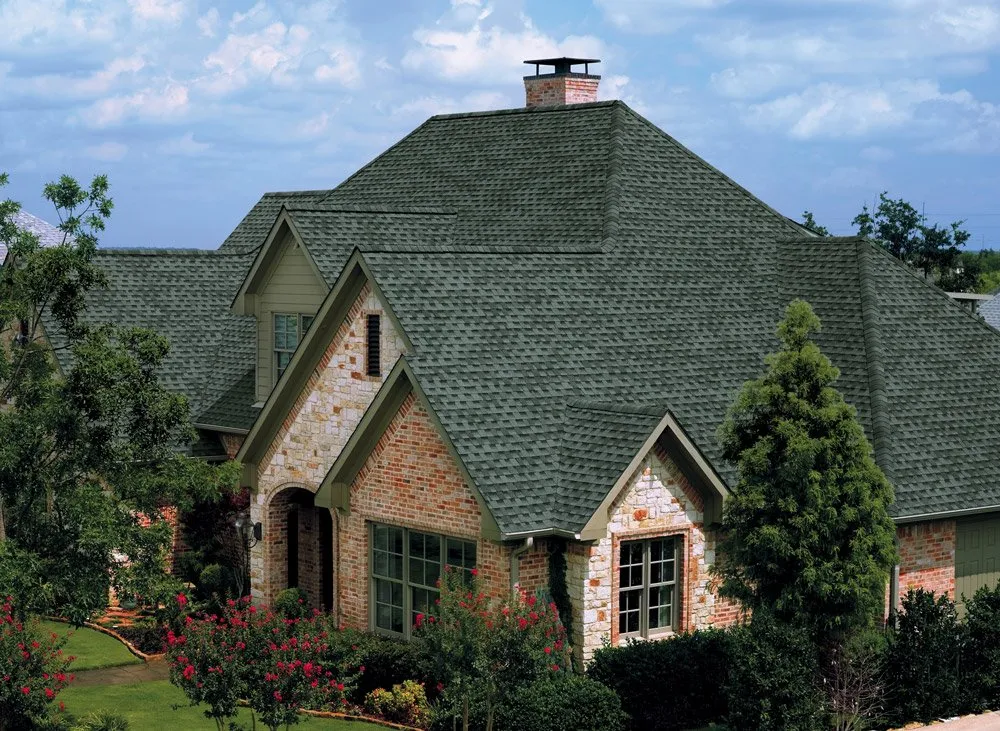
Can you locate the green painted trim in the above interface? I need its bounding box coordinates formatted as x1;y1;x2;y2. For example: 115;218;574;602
895;505;1000;524
230;210;292;315
235;250;368;467
579;409;728;541
314;358;412;510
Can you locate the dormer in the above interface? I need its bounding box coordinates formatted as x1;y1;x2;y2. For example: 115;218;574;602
231;213;327;402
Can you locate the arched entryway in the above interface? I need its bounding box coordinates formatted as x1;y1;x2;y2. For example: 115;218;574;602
264;486;334;610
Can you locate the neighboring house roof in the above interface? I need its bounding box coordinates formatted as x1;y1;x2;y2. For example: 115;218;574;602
6;210;66;261
43;247;256;456
979;293;1000;330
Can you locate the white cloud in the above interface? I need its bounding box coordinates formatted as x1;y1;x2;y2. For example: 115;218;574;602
83;141;128;161
314;49;361;87
200;14;360;94
128;0;188;25
296;112;330;138
158;132;210;155
711;64;801;99
197;7;220;37
595;0;731;34
402;3;606;83
0;0;118;50
394;90;513;117
82;83;189;127
745;80;972;139
75;55;147;95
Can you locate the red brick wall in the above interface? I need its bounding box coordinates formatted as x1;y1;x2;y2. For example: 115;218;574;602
220;433;244;460
337;393;542;630
524;76;600;107
897;520;956;605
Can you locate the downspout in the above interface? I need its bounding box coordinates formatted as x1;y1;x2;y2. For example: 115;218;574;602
509;537;534;594
888;562;900;629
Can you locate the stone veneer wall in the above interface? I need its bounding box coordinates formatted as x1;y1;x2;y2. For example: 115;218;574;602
337;393;547;629
250;284;405;602
567;445;716;664
897;520;956;604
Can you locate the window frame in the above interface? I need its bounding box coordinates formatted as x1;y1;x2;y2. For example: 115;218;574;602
273;312;314;381
368;522;477;639
617;535;680;640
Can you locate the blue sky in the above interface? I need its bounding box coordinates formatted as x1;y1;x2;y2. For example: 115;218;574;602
2;0;999;249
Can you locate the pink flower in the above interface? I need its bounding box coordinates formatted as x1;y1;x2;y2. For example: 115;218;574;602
182;665;196;680
176;592;187;608
44;688;55;700
414;613;424;628
544;646;552;654
470;568;478;577
21;687;30;695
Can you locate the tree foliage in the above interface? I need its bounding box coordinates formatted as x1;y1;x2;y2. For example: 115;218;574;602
714;300;896;642
801;211;829;237
0;173;238;623
853;192;971;289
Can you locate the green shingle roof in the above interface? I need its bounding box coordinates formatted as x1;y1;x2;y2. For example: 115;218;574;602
59;99;1000;531
318;101;1000;533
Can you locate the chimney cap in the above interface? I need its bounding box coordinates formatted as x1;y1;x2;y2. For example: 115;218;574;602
523;57;601;77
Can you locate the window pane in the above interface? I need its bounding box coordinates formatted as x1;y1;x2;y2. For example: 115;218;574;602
446;539;477;572
301;315;314;332
620;541;644;589
374;575;404;635
276;351;293;378
649;585;673;630
650;538;675;585
409;532;441;588
619;588;641;634
412;586;440;625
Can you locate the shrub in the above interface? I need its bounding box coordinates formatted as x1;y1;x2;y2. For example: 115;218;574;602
113;621;166;655
884;589;966;724
364;680;432;728
963;581;1000;712
333;629;424;705
496;674;627;731
274;588;310;619
71;710;130;731
0;597;74;731
587;628;729;731
724;614;825;731
416;568;569;731
167;597;357;731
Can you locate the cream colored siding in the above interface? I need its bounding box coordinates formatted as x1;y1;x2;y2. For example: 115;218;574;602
256;233;327;401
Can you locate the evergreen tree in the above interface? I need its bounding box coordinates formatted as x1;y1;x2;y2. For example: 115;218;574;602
714;300;896;641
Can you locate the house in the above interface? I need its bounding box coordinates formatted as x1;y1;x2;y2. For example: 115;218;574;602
978;292;1000;330
42;58;1000;665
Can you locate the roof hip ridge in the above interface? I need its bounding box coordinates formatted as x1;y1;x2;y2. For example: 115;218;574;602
600;102;626;253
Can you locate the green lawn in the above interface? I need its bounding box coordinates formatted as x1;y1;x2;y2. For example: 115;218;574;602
59;680;381;730
38;620;143;672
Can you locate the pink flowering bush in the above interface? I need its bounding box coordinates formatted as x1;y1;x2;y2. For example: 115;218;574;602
0;597;73;731
167;596;359;731
415;569;570;731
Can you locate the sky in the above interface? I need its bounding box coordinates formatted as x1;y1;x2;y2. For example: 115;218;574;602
1;0;999;250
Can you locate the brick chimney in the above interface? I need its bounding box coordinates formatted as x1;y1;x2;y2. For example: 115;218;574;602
523;57;600;108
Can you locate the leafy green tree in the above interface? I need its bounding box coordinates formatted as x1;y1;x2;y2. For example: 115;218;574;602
853;192;971;289
801;211;829;236
0;173;238;622
714;300;897;642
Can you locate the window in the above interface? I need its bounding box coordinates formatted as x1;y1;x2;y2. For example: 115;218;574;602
619;537;678;638
370;523;476;637
366;314;381;377
274;313;314;380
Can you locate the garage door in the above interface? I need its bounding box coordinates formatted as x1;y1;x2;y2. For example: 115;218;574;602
956;517;1000;609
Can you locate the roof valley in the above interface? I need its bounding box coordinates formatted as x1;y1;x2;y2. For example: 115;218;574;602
855;239;892;482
